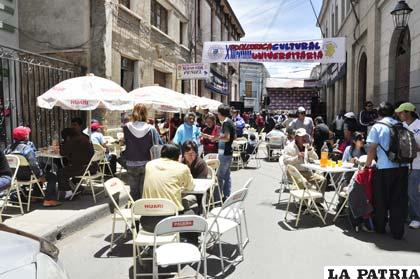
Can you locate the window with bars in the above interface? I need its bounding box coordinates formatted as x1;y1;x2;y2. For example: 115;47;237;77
151;0;168;34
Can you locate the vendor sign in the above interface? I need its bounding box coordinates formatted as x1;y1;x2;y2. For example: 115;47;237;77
202;37;345;64
177;63;210;80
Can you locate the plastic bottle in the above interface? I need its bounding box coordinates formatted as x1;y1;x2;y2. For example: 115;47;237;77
320;141;329;167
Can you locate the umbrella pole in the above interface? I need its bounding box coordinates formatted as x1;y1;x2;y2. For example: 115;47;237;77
87;110;92;141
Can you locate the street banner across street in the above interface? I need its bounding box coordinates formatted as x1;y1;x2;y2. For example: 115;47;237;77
177;63;210;80
202;37;346;64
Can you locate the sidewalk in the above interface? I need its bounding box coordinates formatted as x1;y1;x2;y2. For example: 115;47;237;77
3;178;129;243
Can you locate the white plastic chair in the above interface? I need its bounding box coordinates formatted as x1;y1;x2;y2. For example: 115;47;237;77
0;155;23;219
231;141;244;170
277;155;293;204
13;155;45;212
203;153;218;160
284;165;326;228
70;150;104;203
209;178;253;248
267;136;284;161
244;141;261;169
206;187;249;274
131;198;179;278
104;178;139;253
152;215;208;279
93;144;114;179
205;159;223;208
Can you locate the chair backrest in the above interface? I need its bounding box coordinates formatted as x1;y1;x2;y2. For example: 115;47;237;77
286;165;307;190
14;154;29;167
205;158;219;172
206;166;216;181
93;144;105;153
154;215;207;236
91;150;104;162
5;155;20;183
132;198;178;217
104;178;133;225
268;136;284;146
221;187;249;210
203;153;218;160
103;136;115;144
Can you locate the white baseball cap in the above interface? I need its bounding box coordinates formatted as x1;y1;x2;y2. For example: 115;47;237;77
297;107;306;113
295;128;307;137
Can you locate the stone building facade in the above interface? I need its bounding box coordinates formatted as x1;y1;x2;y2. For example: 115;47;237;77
318;0;420;121
18;0;244;103
192;0;245;104
0;0;19;48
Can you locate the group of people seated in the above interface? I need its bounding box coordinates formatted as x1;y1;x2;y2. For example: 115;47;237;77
1;117;119;207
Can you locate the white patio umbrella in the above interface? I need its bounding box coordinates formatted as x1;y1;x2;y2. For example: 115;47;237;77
129;85;190;113
37;75;134;138
199;97;222;112
37;75;133;111
184;94;205;110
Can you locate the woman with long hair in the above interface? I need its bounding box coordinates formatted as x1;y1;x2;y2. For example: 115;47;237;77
122;104;161;200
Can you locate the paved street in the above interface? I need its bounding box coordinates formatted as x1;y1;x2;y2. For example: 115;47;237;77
57;157;420;279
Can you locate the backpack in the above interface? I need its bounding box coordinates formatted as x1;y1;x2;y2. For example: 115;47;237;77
377;121;417;164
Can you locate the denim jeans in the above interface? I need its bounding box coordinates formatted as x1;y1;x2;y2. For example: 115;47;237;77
126;165;146;201
408;169;420;221
217;155;232;198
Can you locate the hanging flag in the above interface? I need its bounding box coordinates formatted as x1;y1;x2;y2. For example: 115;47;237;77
202;37;346;64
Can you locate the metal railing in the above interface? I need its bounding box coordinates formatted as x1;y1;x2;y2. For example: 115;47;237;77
0;44;84;149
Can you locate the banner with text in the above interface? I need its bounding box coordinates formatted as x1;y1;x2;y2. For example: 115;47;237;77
202;38;346;64
177;63;210;80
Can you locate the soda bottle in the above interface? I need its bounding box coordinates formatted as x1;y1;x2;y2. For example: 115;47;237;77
320;141;329;167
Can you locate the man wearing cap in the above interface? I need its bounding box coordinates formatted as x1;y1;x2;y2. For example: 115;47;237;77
283;128;325;187
289;107;314;138
5;126;60;207
90;122;117;174
396;102;420;229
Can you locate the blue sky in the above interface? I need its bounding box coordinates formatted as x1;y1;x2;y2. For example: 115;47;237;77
229;0;323;79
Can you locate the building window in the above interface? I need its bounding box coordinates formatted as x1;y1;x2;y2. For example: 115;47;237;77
154;69;170;88
341;0;345;23
121;57;135;91
180;21;187;46
245;81;252;97
151;0;168;34
119;0;130;8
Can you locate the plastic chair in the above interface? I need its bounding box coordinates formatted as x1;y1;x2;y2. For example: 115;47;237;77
209;178;253;248
13;155;45;212
206;187;249;274
267;136;284;161
104;178;139;253
70;150;104;203
203;153;218;160
152;215;208;279
0;155;23;219
205;159;223;208
131;198;179;278
284;165;326;228
231;141;244;170
277;155;293;204
93;144;114;179
244;141;261;169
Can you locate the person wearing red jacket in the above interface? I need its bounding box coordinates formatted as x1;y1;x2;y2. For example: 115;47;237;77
200;113;220;155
